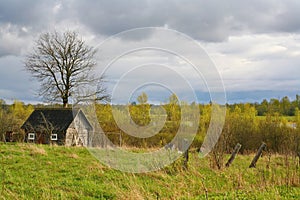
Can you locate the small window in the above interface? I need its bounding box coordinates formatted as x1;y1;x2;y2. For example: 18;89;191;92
28;133;35;140
51;134;58;141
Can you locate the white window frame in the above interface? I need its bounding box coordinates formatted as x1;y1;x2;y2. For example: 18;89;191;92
28;133;35;140
50;134;58;141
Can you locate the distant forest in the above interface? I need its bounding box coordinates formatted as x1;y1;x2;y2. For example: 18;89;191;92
230;94;300;116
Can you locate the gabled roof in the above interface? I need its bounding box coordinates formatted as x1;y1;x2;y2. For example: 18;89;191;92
21;108;79;133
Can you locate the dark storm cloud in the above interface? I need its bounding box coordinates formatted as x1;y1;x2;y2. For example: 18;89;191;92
0;1;60;57
0;0;58;30
1;0;300;42
67;0;300;41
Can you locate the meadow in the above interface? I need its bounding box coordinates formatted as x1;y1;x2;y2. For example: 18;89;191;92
1;143;300;199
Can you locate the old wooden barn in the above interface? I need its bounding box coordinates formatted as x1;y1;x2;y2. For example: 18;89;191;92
21;108;93;146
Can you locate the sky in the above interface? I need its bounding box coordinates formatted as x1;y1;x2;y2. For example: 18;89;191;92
0;0;300;104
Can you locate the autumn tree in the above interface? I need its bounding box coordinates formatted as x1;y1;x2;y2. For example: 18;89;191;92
9;100;34;126
25;30;108;108
280;96;292;116
166;93;180;121
0;100;18;142
256;99;269;116
137;92;148;105
130;92;150;126
0;100;8;141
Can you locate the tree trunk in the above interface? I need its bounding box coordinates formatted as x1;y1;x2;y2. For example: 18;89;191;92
225;143;242;167
249;142;266;168
63;98;68;108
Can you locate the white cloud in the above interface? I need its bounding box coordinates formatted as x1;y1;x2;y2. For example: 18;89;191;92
0;23;34;56
204;33;300;92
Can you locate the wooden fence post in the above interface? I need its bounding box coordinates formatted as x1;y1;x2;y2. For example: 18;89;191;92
249;142;266;168
225;143;242;167
182;139;189;170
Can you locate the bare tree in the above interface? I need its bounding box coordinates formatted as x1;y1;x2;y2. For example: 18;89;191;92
25;30;109;108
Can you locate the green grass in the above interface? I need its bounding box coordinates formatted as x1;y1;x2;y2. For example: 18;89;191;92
1;143;300;199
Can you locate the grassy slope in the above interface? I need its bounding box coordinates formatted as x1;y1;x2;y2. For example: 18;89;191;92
0;143;300;200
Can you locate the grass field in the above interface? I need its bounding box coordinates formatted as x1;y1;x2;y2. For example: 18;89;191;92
255;115;296;121
1;143;300;199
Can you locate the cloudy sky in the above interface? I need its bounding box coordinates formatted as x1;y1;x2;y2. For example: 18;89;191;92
0;0;300;104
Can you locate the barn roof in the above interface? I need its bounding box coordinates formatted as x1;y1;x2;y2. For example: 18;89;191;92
21;108;80;133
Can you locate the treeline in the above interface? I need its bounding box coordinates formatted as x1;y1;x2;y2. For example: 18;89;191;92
0;100;34;141
95;92;300;154
95;102;300;154
228;95;300;116
219;104;300;154
1;95;300;155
